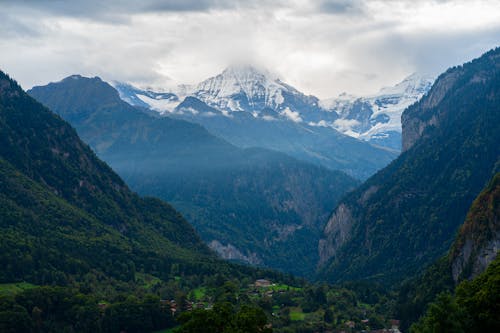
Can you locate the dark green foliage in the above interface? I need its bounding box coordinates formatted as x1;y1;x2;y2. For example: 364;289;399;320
28;74;358;277
177;302;272;333
396;258;455;331
410;293;466;333
0;69;296;293
0;286;174;333
319;47;500;284
410;254;500;333
397;171;500;330
450;172;500;280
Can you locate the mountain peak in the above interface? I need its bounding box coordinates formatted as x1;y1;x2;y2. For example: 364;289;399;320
378;72;434;96
220;64;276;82
194;64;291;112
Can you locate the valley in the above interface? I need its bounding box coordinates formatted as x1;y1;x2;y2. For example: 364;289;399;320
0;1;499;331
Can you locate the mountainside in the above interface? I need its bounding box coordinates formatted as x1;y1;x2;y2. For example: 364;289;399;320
321;73;434;150
450;172;500;282
114;66;397;180
29;76;358;277
0;69;234;288
397;172;500;330
318;47;500;284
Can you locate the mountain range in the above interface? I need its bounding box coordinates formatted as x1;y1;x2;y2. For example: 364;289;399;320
1;43;499;332
113;65;417;179
28;76;358;277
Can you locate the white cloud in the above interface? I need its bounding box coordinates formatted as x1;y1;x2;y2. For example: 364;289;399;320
333;118;360;131
282;107;303;123
0;1;499;97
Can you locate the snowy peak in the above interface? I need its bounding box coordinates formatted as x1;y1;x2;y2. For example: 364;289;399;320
377;72;434;97
113;69;433;150
194;64;294;112
321;73;434;150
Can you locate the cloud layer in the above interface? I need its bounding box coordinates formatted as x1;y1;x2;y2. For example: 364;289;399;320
1;0;499;98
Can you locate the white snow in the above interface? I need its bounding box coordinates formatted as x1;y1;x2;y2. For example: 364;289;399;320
136;94;181;113
321;73;434;142
113;67;433;147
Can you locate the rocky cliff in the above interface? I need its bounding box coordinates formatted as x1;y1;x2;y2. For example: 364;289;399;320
450;172;500;282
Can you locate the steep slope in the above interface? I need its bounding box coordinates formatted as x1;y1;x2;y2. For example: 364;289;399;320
0;70;230;288
29;76;358;277
318;47;500;284
450;172;500;282
114;66;397;180
321;73;434;150
397;172;499;330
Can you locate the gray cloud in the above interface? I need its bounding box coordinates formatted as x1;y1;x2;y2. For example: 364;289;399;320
2;0;286;20
0;12;42;38
0;0;499;98
318;0;366;15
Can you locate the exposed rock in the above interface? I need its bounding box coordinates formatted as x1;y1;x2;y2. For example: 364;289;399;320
450;173;500;282
209;240;262;265
318;204;355;266
401;69;462;151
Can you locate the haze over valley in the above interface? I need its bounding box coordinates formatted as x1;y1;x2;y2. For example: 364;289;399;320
1;1;499;332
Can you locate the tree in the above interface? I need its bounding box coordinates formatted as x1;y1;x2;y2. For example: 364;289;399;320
410;293;466;333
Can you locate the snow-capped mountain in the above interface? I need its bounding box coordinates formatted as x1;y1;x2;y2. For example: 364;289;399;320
321;73;434;149
114;67;433;151
113;81;182;112
113;66;428;179
192;65;324;121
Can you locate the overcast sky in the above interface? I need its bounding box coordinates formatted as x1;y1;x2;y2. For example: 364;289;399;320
1;0;499;98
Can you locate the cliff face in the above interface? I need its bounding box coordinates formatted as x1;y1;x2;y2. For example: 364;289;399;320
318;48;500;284
450;173;500;282
401;49;500;152
318;204;355;266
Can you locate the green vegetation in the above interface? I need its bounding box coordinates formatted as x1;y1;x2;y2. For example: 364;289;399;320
0;70;399;332
0;282;36;296
397;171;500;330
320;47;500;285
28;74;358;277
411;254;500;332
450;172;500;280
289;309;305;321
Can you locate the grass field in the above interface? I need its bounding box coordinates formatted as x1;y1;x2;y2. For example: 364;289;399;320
290;308;305;321
191;287;207;301
0;282;36;296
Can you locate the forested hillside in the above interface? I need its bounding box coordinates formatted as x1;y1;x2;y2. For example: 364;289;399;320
29;75;358;277
319;47;500;284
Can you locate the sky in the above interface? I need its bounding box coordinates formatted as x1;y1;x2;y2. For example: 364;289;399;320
1;0;499;98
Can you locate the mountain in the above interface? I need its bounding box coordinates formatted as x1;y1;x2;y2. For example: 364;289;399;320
318;47;500;284
397;172;500;330
113;65;397;180
29;75;359;277
321;73;434;150
0;69;243;289
450;172;500;282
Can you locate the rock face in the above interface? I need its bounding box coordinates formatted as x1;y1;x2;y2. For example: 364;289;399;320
401;71;459;151
318;47;500;284
209;240;262;265
318;204;355;266
450;173;500;282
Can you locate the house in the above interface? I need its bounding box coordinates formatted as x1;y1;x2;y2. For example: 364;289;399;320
390;319;400;329
255;279;271;287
